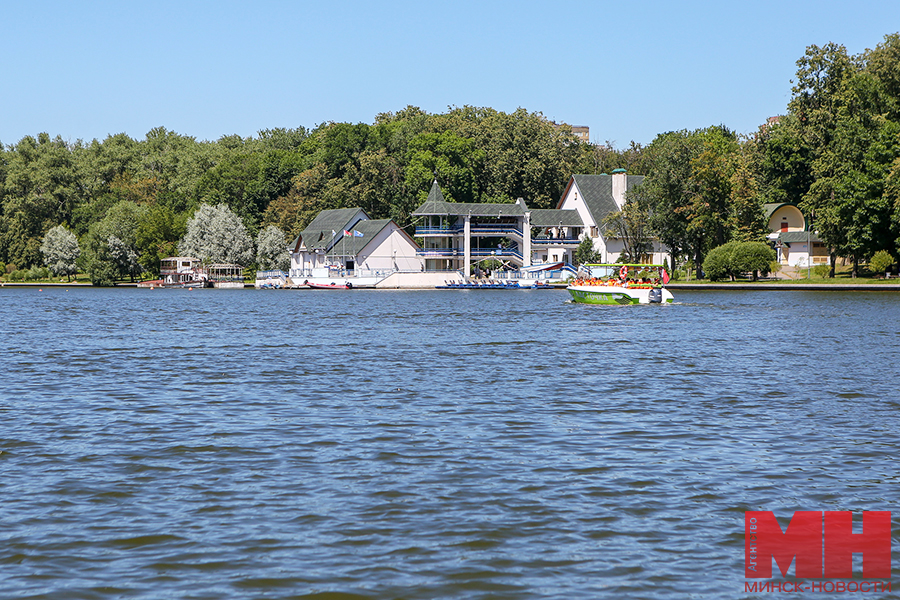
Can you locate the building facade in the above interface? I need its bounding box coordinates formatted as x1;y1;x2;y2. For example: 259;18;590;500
412;172;670;274
412;181;585;274
289;208;421;278
555;170;669;265
764;203;828;266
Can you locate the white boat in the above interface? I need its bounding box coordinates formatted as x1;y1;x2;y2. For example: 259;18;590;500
567;264;674;304
158;257;209;288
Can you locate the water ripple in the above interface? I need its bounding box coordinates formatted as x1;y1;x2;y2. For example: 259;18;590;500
1;288;898;598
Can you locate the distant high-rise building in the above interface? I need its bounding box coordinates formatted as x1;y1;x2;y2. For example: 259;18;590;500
551;121;591;143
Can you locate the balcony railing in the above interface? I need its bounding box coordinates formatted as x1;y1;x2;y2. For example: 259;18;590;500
416;225;464;234
469;224;523;236
415;224;524;237
417;247;524;260
531;237;582;245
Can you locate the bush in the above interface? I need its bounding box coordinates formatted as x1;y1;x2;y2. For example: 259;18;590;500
703;242;738;281
813;264;831;278
735;242;775;280
768;261;782;276
703;241;776;281
26;266;50;281
869;250;894;275
8;270;25;281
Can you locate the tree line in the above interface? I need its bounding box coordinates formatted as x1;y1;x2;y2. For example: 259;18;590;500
603;33;900;277
1;34;898;283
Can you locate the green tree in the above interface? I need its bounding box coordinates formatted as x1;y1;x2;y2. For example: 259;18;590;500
135;204;185;276
729;142;768;242
1;133;83;267
869;249;894;275
642;126;739;271
82;200;147;284
703;241;775;281
405;130;483;205
754;115;814;207
732;241;776;281
790;38;900;277
573;236;600;265
603;187;652;262
263;163;331;237
702;242;738;281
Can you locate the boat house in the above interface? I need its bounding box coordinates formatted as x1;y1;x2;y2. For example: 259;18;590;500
288;208;421;279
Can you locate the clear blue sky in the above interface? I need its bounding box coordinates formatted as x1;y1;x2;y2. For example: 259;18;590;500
1;0;897;148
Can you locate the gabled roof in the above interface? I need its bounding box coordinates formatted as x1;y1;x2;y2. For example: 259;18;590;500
560;174;644;225
529;209;583;227
331;219;393;256
297;207;368;251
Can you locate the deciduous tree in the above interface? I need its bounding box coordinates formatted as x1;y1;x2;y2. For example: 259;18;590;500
256;225;290;271
179;203;254;266
40;224;80;281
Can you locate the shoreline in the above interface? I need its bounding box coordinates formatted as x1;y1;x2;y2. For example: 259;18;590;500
3;281;900;291
666;282;900;291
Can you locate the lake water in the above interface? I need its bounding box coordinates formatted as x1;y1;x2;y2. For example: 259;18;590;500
2;286;898;599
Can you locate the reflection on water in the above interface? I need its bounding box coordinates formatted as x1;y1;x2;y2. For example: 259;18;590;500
2;287;898;599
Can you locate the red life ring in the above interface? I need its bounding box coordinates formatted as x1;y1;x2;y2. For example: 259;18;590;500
619;266;628;279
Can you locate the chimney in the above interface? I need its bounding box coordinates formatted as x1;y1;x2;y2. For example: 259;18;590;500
611;168;627;209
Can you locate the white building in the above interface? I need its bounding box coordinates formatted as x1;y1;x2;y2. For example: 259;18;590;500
289;208;421;278
412;180;585;273
764;203;827;267
556;170;669;264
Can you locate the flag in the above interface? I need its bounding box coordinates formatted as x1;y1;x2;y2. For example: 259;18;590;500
353;230;364;237
661;268;670;284
343;230;351;236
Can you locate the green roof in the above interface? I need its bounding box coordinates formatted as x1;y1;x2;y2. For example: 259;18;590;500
764;202;799;221
299;207;368;251
441;202;524;217
412;180;452;215
566;174;644;225
330;219;393;255
412;180;524;217
529;208;583;227
778;231;821;244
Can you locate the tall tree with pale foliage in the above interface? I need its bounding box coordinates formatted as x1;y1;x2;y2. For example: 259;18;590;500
40;225;80;281
179;203;254;265
256;225;290;271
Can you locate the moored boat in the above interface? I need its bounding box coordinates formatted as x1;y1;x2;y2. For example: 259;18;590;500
159;257;210;288
567;264;674;304
304;280;354;289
